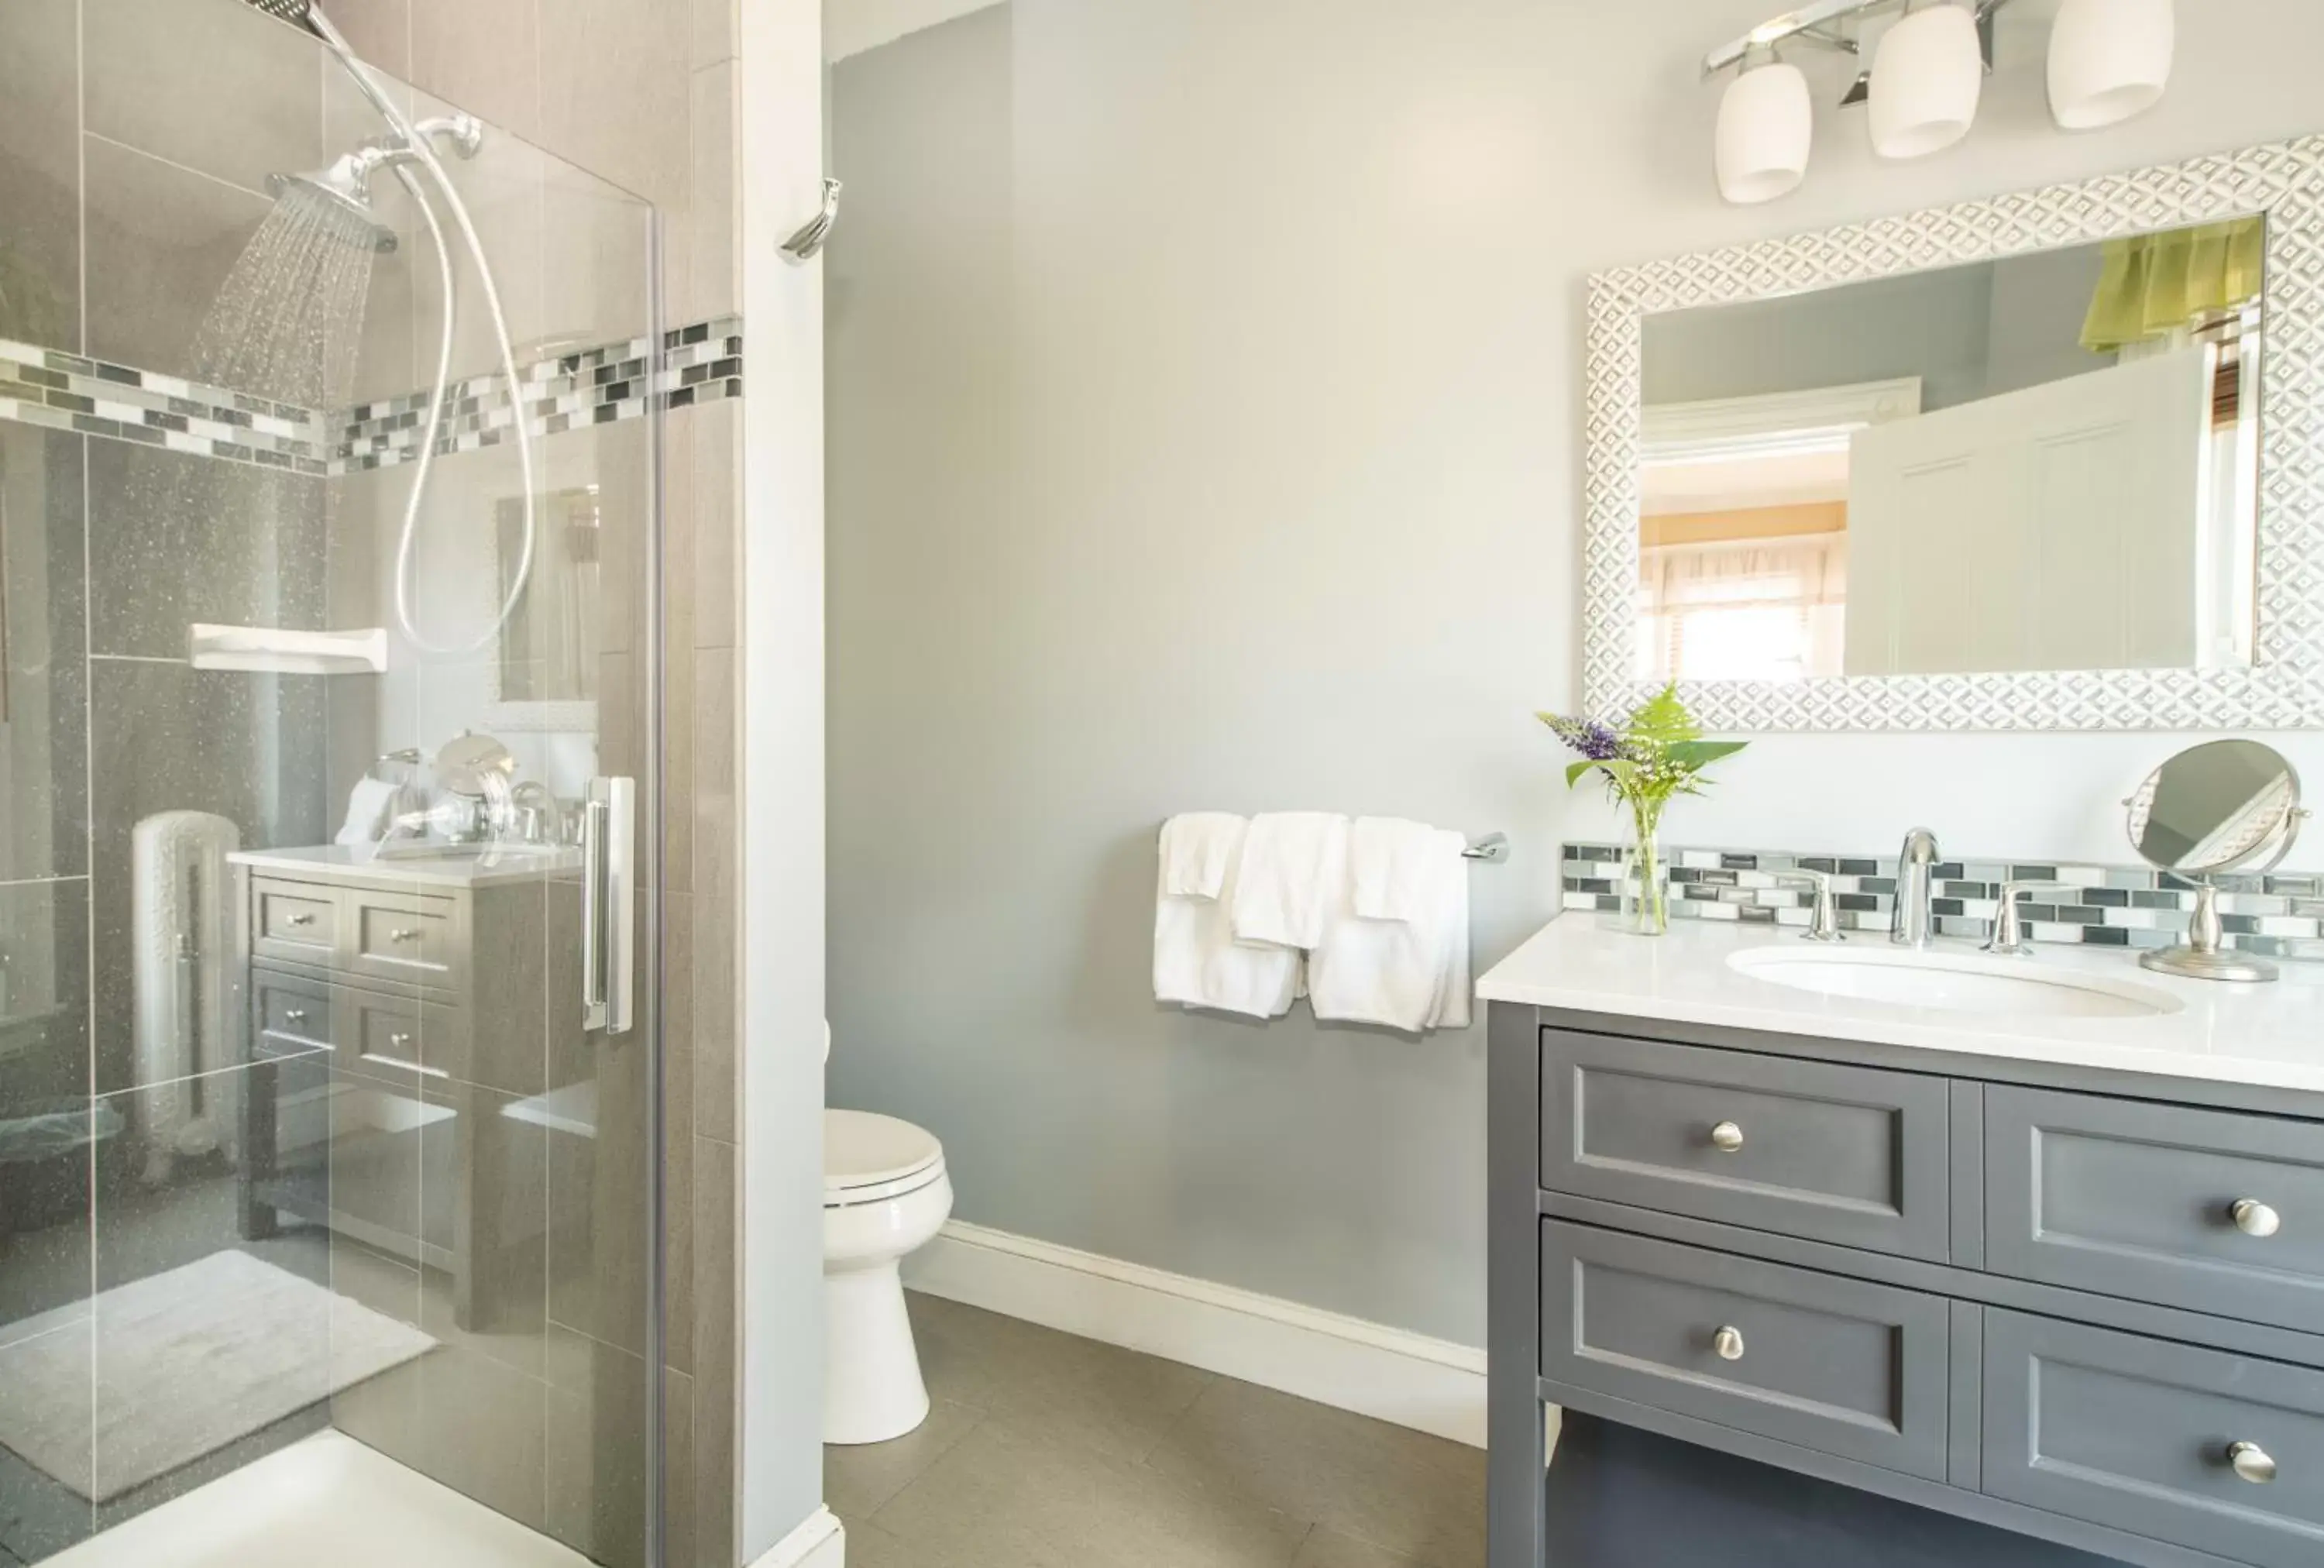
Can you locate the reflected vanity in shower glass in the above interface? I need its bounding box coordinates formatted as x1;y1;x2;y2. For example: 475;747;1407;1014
0;0;667;1563
1635;220;2264;684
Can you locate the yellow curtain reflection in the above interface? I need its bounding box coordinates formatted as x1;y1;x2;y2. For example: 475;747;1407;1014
2082;218;2266;352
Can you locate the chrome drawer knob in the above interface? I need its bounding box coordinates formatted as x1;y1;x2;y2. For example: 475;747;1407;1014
1710;1121;1745;1154
2232;1199;2282;1238
390;927;421;944
284;1009;308;1026
1713;1326;1745;1362
389;1031;414;1050
287;913;316;927
2228;1442;2277;1484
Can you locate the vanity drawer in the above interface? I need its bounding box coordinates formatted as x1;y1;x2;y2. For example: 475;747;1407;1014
346;892;456;986
338;986;466;1082
1982;1308;2324;1568
252;970;334;1058
1540;1220;1951;1481
1542;1029;1951;1260
1985;1086;2324;1335
252;879;337;965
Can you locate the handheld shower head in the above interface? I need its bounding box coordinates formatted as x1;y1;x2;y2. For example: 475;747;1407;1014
241;0;321;32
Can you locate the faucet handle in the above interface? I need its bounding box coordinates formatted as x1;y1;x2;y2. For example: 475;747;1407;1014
1984;880;2072;957
1771;870;1844;943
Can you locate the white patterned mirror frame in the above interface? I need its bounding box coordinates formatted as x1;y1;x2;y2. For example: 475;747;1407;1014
1583;134;2324;732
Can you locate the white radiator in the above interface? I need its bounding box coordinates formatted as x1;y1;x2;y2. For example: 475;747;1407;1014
132;810;242;1184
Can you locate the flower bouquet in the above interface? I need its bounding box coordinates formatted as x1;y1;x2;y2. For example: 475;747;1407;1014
1539;684;1747;935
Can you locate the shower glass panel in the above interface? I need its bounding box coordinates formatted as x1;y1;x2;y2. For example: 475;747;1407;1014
0;1;667;1563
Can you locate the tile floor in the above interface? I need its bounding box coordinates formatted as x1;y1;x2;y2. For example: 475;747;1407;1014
827;1293;1486;1568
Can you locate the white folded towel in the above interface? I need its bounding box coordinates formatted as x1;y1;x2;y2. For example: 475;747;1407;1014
335;776;401;848
1230;813;1350;951
1348;817;1439;923
1309;827;1472;1033
1153;817;1299;1020
1159;812;1243;899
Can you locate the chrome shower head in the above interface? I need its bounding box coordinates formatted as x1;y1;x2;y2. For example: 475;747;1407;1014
266;154;400;253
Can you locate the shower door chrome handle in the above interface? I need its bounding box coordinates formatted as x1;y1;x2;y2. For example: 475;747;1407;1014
582;776;637;1035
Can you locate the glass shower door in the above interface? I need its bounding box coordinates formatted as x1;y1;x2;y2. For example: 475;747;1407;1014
0;0;669;1563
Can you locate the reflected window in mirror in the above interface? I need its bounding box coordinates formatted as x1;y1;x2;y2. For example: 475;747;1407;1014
1635;218;2264;686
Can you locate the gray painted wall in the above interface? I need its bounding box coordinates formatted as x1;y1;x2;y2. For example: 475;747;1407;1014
826;0;2324;1349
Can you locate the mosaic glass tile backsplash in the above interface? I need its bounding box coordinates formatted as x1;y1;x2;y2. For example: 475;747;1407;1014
1563;842;2324;963
0;315;741;478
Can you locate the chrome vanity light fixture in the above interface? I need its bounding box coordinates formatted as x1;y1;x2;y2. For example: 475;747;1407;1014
2125;740;2308;985
1703;0;2175;200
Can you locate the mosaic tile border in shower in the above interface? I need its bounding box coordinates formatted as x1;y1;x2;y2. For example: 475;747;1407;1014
333;316;743;474
0;315;743;477
1561;841;2324;963
0;337;332;474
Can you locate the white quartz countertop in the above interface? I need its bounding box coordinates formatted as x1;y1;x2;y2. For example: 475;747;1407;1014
1477;913;2324;1095
229;844;581;889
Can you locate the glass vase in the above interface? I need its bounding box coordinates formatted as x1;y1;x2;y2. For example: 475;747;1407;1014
1620;800;1669;937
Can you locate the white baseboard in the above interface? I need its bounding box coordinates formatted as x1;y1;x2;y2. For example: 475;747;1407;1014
749;1506;843;1568
904;1219;1495;1449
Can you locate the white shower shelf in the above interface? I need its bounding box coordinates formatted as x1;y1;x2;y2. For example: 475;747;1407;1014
189;624;387;675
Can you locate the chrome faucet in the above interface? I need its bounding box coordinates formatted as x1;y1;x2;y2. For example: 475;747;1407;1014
1891;827;1941;949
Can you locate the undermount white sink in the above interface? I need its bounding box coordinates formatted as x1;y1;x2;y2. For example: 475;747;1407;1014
1727;944;2184;1020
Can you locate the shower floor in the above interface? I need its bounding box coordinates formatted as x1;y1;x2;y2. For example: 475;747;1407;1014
40;1430;587;1568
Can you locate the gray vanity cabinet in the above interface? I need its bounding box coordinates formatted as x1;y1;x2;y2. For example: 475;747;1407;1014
1491;1010;2324;1568
232;861;579;1331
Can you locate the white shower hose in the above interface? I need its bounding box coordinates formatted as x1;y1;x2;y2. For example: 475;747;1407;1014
384;142;536;655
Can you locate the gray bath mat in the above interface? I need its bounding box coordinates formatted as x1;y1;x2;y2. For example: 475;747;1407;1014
0;1249;435;1501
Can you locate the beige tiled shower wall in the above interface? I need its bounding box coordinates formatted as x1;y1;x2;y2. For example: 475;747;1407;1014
329;3;746;1564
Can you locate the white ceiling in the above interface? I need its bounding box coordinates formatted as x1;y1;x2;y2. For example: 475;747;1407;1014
825;0;1005;61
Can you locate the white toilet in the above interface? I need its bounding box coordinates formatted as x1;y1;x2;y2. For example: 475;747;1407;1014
822;1107;953;1445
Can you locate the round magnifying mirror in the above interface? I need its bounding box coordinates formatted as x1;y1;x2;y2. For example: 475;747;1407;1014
2126;740;2306;983
435;731;516;798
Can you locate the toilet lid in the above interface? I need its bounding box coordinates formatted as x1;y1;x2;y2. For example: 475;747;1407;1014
825;1109;943;1193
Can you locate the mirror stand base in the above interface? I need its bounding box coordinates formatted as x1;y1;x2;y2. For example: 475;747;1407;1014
2139;944;2279;985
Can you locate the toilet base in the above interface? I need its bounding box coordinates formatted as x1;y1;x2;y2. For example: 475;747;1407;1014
823;1258;930;1445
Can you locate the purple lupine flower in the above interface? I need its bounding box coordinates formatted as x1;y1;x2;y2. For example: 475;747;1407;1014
1542;714;1620;759
1576;722;1624;761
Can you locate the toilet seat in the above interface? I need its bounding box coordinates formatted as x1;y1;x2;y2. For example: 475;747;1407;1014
825;1109;945;1208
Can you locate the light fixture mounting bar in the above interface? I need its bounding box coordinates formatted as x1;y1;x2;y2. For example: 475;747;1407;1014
1704;0;2014;78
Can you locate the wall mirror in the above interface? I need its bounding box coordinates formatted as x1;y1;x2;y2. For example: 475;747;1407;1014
1585;135;2324;731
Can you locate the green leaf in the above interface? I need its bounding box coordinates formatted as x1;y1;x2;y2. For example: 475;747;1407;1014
1664;740;1748;772
1623;682;1700;747
1564;758;1639;791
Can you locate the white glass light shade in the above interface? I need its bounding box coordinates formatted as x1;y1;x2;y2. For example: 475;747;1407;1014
2049;0;2175;131
1869;4;1984;160
1716;61;1813;205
